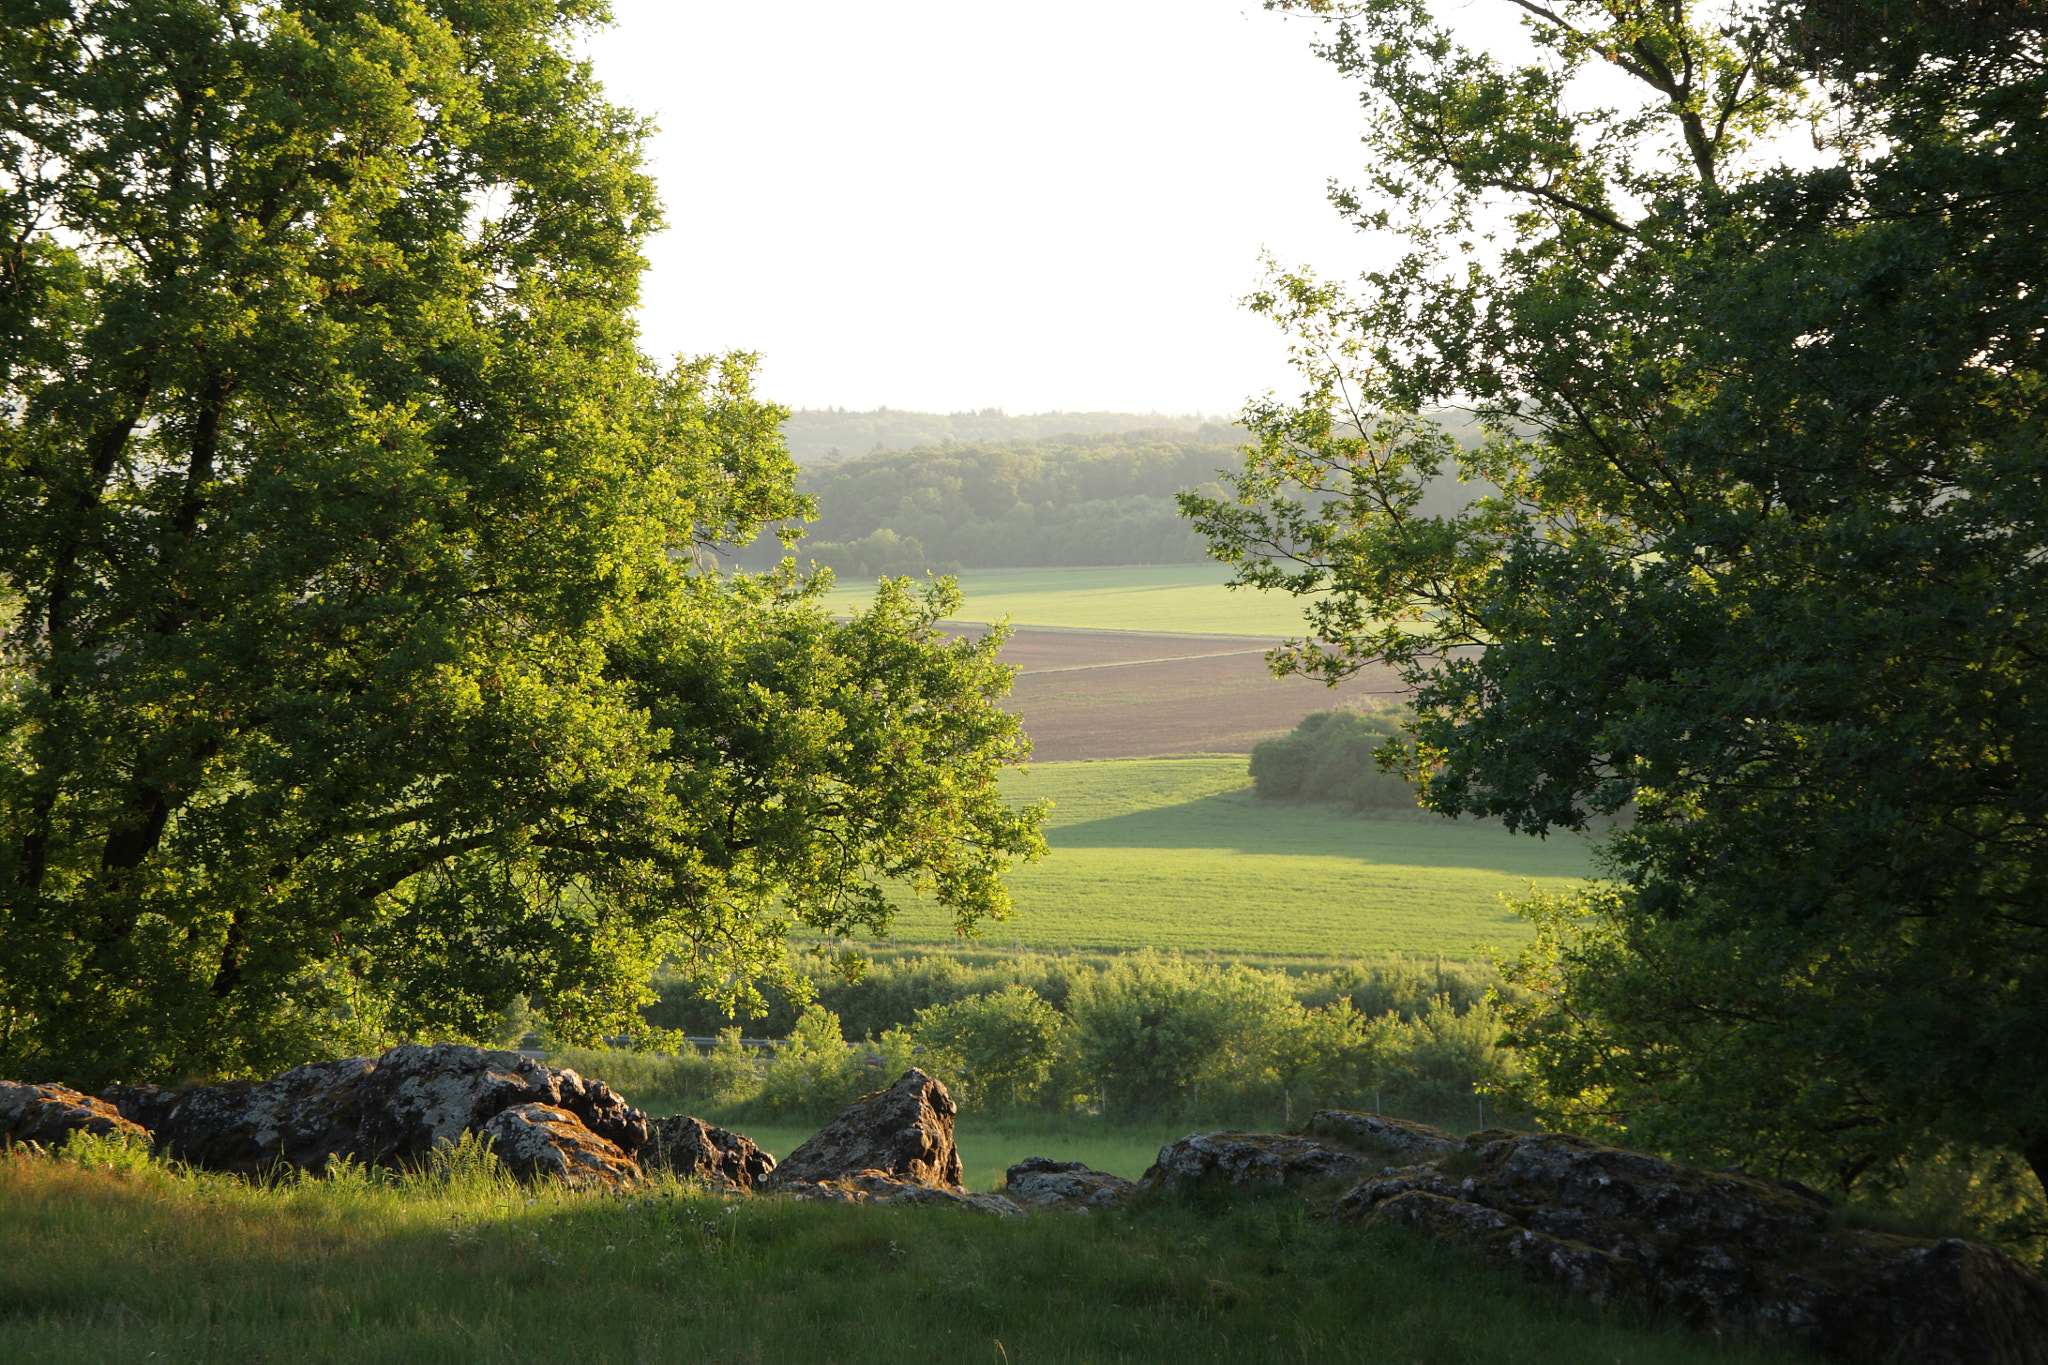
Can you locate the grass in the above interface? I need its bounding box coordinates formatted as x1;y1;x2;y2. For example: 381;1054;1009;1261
822;563;1318;635
0;1144;1816;1365
879;756;1595;958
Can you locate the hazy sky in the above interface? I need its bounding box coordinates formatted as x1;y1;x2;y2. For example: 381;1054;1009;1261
580;1;1445;416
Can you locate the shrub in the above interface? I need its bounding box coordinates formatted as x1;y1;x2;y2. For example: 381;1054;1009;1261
1249;708;1418;810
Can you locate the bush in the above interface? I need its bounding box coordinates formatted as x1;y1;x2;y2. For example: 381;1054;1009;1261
1249;708;1419;810
609;950;1520;1132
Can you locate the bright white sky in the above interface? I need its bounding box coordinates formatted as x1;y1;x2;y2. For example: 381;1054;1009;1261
580;1;1517;416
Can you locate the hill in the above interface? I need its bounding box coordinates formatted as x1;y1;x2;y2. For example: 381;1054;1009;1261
778;407;1223;463
738;411;1494;577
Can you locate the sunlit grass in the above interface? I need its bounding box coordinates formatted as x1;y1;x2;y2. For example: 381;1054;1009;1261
0;1144;1814;1365
879;757;1595;958
822;564;1317;635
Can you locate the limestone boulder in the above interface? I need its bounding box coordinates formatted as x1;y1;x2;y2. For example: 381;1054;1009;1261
786;1169;1021;1216
1336;1130;2048;1365
1137;1130;1370;1194
101;1043;650;1177
103;1057;375;1175
641;1114;776;1190
766;1068;962;1189
0;1081;149;1149
1306;1110;1460;1164
1003;1157;1135;1212
478;1103;640;1189
350;1042;646;1165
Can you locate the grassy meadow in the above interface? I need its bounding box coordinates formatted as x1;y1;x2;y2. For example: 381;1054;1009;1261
880;756;1594;958
0;1143;1814;1365
822;563;1317;636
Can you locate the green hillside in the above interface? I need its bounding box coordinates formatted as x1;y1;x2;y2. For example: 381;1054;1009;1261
821;564;1317;635
882;756;1594;958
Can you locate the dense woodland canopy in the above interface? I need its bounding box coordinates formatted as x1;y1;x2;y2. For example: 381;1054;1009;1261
747;413;1487;579
778;408;1221;465
0;0;1043;1085
1192;0;2048;1195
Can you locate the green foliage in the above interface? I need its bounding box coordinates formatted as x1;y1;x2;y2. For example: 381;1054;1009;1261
0;2;1044;1086
912;985;1067;1110
1189;1;2048;1194
625;949;1515;1131
1249;708;1418;809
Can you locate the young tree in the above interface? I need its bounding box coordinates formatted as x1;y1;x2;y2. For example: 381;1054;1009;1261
0;1;1044;1085
1186;0;2048;1191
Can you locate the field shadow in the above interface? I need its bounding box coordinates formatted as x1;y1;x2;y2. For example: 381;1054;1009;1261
1047;791;1593;878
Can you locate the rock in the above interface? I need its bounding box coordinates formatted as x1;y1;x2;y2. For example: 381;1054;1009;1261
765;1068;962;1190
1306;1110;1460;1163
1002;1157;1136;1212
478;1103;640;1189
0;1081;149;1149
784;1169;1021;1216
1136;1130;1371;1194
103;1057;376;1176
641;1114;776;1190
101;1043;650;1178
349;1042;647;1165
1335;1130;2048;1365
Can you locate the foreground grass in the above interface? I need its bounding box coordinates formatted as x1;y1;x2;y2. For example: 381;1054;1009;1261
822;564;1314;635
0;1149;1813;1365
882;757;1593;957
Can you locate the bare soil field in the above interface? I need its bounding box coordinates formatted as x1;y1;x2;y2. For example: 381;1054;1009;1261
985;627;1406;761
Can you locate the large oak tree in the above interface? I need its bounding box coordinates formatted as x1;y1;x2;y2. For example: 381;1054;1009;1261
0;0;1043;1085
1188;0;2048;1195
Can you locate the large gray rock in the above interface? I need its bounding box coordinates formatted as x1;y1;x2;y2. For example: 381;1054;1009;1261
0;1081;149;1149
478;1103;640;1190
1306;1110;1460;1164
102;1057;376;1175
1137;1130;1371;1194
1337;1130;2048;1365
641;1114;776;1190
786;1169;1022;1216
101;1043;649;1178
1003;1157;1135;1212
766;1068;963;1190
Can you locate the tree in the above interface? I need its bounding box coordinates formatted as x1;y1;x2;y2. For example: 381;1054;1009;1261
912;984;1066;1109
1186;0;2048;1193
0;0;1044;1086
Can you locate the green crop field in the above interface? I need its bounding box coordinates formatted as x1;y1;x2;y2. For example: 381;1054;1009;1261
879;756;1596;959
822;563;1318;636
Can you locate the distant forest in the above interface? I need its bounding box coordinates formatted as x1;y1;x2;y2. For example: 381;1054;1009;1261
740;411;1488;577
779;408;1222;464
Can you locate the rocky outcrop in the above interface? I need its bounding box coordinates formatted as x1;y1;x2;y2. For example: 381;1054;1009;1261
0;1081;149;1149
766;1068;962;1190
1137;1130;1371;1194
1003;1157;1135;1212
1307;1110;1460;1164
350;1043;646;1164
100;1043;648;1180
478;1103;640;1190
641;1114;776;1190
787;1169;1022;1217
1337;1130;2048;1365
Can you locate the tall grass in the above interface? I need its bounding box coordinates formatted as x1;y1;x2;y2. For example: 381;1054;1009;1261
0;1141;1815;1365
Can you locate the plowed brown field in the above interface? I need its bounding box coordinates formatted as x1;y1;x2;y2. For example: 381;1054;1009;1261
987;627;1407;761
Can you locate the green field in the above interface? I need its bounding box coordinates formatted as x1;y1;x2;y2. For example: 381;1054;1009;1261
822;563;1318;636
880;757;1595;959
